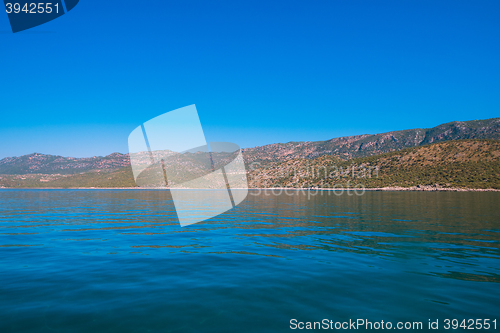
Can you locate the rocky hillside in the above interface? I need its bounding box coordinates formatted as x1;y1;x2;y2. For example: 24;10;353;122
0;118;498;175
0;152;129;175
1;139;498;190
248;140;500;190
0;118;499;189
242;118;500;166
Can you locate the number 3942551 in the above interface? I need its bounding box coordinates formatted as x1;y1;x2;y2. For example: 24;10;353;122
5;3;60;14
444;319;497;330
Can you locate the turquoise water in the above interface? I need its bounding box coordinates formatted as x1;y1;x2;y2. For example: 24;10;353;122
0;190;499;332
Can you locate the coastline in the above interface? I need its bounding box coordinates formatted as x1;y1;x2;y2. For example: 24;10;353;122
0;186;499;192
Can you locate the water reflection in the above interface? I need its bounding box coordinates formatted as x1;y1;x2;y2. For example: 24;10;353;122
0;189;499;333
0;190;498;283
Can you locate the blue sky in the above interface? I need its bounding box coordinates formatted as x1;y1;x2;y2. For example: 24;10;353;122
0;0;499;158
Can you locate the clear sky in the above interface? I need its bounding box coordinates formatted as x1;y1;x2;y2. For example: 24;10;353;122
1;0;499;158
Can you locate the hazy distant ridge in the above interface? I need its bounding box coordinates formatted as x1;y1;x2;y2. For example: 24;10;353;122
0;153;129;175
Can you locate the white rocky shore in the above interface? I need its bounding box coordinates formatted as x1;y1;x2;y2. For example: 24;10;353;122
256;185;500;192
366;185;500;192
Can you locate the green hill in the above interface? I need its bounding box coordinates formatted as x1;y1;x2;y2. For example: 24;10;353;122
0;167;137;188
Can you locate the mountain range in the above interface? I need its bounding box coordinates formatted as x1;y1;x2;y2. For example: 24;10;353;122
241;118;500;166
1;117;499;175
0;117;499;189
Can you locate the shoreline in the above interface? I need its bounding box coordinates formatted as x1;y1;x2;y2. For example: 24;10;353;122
0;186;499;192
